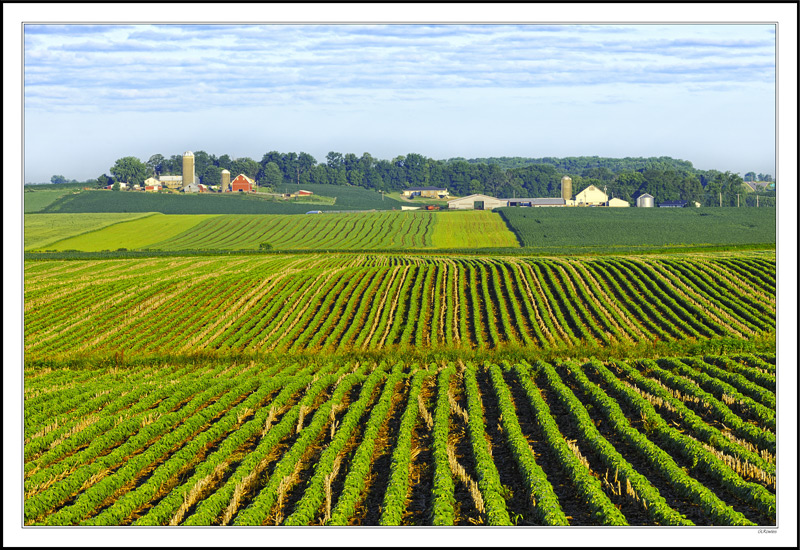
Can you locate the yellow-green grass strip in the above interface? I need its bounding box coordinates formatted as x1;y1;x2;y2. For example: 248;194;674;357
430;211;520;249
42;213;217;252
24;213;154;250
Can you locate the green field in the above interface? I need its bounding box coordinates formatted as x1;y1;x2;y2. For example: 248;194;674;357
152;211;436;250
431;210;520;248
39;214;215;251
21;183;780;527
23;250;776;525
24;187;83;213
27;210;520;252
24;213;153;250
499;207;776;252
22;354;775;526
41;185;402;214
24;251;774;358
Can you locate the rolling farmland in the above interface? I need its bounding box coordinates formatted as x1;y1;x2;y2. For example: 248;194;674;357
21;203;779;526
23;356;775;526
25;210;520;252
24;252;774;360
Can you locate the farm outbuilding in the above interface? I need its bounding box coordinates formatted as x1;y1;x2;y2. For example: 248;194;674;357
636;193;655;208
574;185;608;206
403;186;449;198
297;189;314;196
507;198;566;207
158;175;184;189
659;200;688;208
606;197;630;207
447;194;507;210
231;174;255;193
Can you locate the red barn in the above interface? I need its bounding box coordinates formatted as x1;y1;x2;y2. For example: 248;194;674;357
297;189;313;196
231;174;255;193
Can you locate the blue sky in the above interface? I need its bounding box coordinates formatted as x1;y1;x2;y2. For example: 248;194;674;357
23;23;776;182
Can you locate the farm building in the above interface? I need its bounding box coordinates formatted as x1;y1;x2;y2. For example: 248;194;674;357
659;200;688;208
231;174;255;193
182;183;201;193
636;193;655;208
143;177;159;187
606;197;630;207
574;185;608;206
158;175;184;189
447;194;507;210
297;189;314;196
507;198;566;207
144;184;161;192
403;186;449;199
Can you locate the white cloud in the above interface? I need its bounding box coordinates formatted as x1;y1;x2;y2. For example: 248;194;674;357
22;23;776;181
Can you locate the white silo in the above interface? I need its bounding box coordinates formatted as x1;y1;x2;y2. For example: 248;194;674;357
221;169;231;192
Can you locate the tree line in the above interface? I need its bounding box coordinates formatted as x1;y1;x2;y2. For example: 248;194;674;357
96;151;775;207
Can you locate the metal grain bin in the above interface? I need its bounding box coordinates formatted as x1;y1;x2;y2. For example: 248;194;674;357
636;193;655;207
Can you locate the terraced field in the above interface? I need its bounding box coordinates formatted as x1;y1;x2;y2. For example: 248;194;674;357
23;252;775;360
23;355;776;526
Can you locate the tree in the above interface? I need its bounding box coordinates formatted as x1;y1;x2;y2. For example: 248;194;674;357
231;157;259;181
96;174;113;188
217;154;232;171
744;171;756;182
326;151;343;170
469;179;484;195
50;175;67;184
201;165;222;187
146;154;165;177
110;156;148;187
112;181;120;192
262;162;283;189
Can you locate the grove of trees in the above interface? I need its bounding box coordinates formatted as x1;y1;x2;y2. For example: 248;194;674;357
98;151;775;207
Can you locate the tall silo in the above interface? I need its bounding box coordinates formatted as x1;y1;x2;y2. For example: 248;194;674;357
221;169;230;192
182;151;195;186
561;176;573;201
636;193;655;208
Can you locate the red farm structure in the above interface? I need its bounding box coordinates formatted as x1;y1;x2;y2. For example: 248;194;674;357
230;174;255;193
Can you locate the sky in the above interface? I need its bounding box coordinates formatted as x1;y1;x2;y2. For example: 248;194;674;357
22;23;777;183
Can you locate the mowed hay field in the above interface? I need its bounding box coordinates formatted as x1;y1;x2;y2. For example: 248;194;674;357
431;210;520;248
24;213;153;250
24;251;774;359
26;210;520;252
37;213;216;252
23;355;775;526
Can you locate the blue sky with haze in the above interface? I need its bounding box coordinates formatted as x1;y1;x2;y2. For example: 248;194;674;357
24;24;775;182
